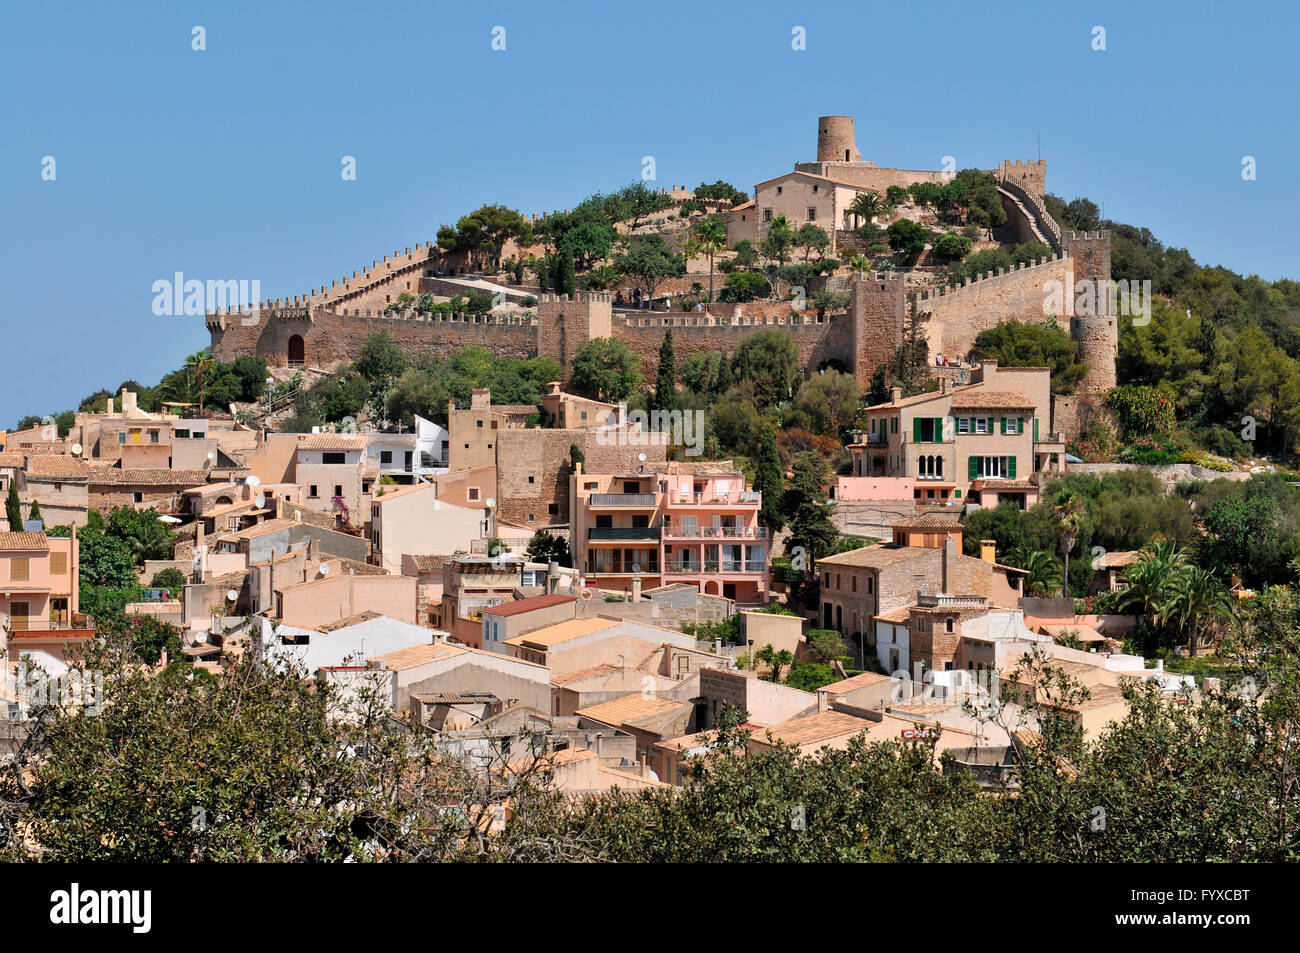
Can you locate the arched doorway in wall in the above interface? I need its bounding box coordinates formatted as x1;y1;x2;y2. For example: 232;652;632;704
287;334;305;366
704;580;720;596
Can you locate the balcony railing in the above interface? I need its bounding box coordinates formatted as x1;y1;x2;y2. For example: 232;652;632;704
587;527;662;541
583;562;660;575
590;493;658;507
663;526;767;540
667;491;760;505
663;560;768;574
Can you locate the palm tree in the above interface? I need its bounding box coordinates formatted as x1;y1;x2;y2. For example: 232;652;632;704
185;351;215;411
847;191;886;228
1018;549;1064;598
692;218;727;303
1160;565;1235;657
849;254;871;279
1114;540;1187;629
1053;494;1085;598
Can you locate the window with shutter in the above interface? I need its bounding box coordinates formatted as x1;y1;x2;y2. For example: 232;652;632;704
1034;418;1040;441
1000;418;1007;435
913;418;922;443
969;456;978;479
1008;456;1017;479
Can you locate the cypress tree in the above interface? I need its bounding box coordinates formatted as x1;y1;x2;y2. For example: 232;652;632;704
27;499;42;526
655;328;677;413
5;483;22;531
754;429;785;533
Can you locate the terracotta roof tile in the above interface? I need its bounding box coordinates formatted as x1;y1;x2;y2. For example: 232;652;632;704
90;468;210;486
28;455;89;479
297;434;366;451
482;593;575;617
948;391;1035;410
0;532;49;551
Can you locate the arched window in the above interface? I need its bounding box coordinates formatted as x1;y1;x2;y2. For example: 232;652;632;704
935;455;943;479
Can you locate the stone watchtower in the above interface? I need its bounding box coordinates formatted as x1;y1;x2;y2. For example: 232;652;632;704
1062;231;1118;394
847;274;906;381
817;115;861;163
536;292;612;381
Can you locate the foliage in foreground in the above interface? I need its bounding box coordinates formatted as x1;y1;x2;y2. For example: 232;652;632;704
3;589;1298;861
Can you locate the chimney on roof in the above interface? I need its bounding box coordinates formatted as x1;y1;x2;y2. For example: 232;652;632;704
939;377;950;395
121;388;136;413
942;535;957;592
981;539;997;564
470;388;491;410
631;573;642;602
891;386;902;402
546;381;562;397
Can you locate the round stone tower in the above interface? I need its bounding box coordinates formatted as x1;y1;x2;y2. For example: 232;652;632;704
817;115;861;163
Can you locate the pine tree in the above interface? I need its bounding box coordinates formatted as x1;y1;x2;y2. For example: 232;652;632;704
655;328;677;413
27;499;42;526
5;483;22;532
754;429;785;533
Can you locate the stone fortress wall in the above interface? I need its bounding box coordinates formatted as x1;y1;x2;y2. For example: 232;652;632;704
205;118;1116;437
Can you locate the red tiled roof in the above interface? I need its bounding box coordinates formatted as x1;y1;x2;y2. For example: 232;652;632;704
297;434;366;451
90;468;210;486
0;532;49;551
482;593;576;617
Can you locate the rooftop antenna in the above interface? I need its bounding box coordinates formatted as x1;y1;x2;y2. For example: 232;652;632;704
1036;131;1040;161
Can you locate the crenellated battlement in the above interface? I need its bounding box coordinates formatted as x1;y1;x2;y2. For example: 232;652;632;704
911;254;1067;310
997;159;1047;196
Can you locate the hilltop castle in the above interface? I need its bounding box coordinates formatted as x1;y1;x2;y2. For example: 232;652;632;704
204;116;1117;435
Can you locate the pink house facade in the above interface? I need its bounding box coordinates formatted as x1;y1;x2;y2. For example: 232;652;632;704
571;465;769;605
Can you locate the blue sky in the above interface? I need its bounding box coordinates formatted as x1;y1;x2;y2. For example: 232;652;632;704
2;0;1296;427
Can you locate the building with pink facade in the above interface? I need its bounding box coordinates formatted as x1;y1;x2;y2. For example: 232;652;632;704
571;462;769;605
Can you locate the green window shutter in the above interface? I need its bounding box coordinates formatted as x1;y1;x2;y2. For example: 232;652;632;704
987;417;994;433
913;418;922;443
953;489;962;498
935;417;945;441
1034;418;1039;442
1008;456;1017;479
969;456;978;480
1000;417;1007;435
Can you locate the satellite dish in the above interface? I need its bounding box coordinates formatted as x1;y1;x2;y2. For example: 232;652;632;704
255;495;266;508
70;443;83;455
207;451;216;460
225;589;238;602
319;564;331;576
580;588;593;601
246;475;262;487
485;497;496;508
638;452;646;462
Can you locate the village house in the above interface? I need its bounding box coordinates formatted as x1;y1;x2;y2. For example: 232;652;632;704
571;460;769;605
0;530;84;635
848;363;1065;507
294;433;367;529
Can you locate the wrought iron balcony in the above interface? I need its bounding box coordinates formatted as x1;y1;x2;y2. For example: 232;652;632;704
587;526;661;541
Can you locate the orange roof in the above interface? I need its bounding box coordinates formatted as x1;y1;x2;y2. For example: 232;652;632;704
373;641;468;671
482;593;575;617
819;671;892;695
297;433;366;451
0;532;49;551
28;455;89;479
505;616;618;648
576;693;691;727
948;391;1035;410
